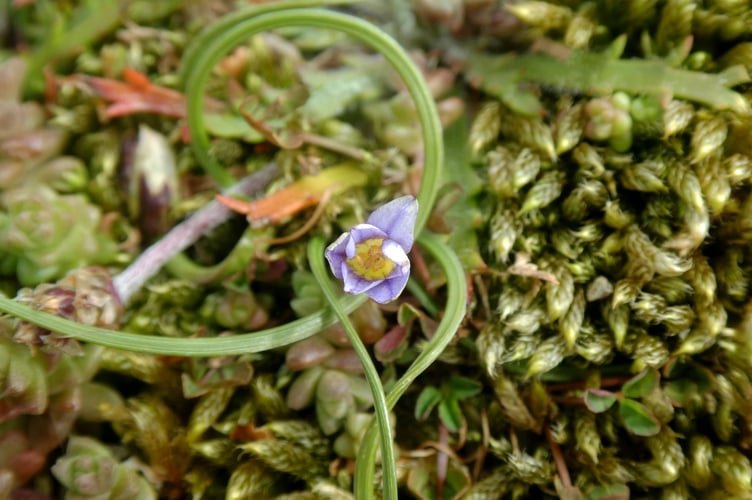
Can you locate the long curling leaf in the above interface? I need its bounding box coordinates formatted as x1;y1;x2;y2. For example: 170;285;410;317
181;7;444;235
354;232;467;497
163;228;259;284
308;237;398;499
180;0;357;186
180;5;446;498
0;293;365;356
178;0;357;84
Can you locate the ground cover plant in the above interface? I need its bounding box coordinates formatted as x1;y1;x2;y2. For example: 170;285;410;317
2;0;752;498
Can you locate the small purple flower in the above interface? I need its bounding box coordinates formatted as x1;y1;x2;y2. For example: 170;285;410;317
325;196;418;304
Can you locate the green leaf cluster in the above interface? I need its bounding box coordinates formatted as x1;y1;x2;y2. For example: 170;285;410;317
415;375;482;432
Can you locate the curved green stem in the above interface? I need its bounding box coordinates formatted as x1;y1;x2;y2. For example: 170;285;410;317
164;227;263;284
179;0;356;84
182;5;449;495
355;232;466;496
181;7;443;234
406;277;440;318
308;237;398;499
0;293;365;356
181;1;360;186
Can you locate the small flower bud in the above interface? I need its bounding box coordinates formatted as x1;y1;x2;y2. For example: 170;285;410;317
120;125;179;242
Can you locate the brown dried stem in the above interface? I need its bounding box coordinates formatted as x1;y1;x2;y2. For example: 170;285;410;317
112;163;279;303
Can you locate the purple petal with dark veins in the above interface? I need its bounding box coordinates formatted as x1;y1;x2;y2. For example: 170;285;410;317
365;196;418;251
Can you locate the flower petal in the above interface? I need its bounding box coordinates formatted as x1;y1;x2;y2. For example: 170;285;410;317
349;223;388;243
382;239;409;271
365;196;418;251
346;223;387;259
325;232;351;279
342;264;384;294
366;268;410;303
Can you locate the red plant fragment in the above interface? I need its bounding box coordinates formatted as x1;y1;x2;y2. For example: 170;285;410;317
62;68;223;119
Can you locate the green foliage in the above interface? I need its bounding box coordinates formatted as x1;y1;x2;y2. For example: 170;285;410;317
584;389;617;413
618;398;661;436
0;188;121;285
584;370;661;436
18;0;128;95
4;0;752;499
622;367;659;399
465;48;750;116
415;376;482;432
663;357;715;407
415;385;442;421
52;436;157;499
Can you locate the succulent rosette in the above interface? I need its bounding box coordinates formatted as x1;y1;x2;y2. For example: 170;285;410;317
0;187;120;286
325;196;418;304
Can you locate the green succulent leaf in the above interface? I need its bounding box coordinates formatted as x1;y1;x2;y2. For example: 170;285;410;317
374;325;410;364
621;368;659;399
397;302;422;326
584;389;618;413
446;376;483;400
618;399;660;436
438;397;463;432
415;386;442;421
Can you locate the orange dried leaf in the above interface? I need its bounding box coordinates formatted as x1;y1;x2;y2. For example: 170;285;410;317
217;187;319;226
63;68;223;119
217;164;368;226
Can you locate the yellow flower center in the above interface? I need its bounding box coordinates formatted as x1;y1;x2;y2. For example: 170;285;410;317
346;238;395;280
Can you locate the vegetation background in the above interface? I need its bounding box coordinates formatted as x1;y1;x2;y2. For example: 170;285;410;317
2;0;752;498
